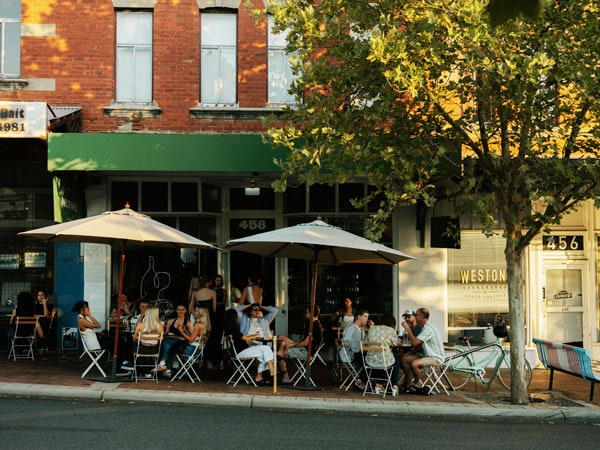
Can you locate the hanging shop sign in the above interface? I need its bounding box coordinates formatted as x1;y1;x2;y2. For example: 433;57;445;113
0;102;47;138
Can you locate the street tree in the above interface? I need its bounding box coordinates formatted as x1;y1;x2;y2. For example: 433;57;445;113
260;0;600;404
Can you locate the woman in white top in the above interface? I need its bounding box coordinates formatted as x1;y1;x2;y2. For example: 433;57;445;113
73;300;102;351
236;274;263;306
133;306;164;354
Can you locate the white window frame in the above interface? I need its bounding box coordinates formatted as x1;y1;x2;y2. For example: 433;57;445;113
200;13;237;106
0;1;21;78
267;16;298;106
115;10;153;103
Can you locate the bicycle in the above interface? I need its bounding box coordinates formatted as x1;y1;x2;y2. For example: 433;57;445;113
443;335;532;391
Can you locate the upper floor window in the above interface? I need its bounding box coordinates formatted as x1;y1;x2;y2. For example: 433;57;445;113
0;1;21;78
201;13;236;106
116;11;153;103
268;16;297;105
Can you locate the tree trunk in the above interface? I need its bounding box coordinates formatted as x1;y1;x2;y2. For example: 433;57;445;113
505;234;529;405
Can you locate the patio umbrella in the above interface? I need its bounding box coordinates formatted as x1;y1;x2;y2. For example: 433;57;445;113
226;219;415;389
19;204;219;380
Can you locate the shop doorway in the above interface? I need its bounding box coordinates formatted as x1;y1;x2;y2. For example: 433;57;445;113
542;263;586;346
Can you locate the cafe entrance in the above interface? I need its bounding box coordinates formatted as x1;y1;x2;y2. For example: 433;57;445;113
542;262;587;346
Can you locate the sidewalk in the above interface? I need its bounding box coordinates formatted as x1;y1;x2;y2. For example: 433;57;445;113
1;351;600;423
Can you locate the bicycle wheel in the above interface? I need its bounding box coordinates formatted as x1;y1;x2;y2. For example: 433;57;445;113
443;350;474;390
496;352;532;390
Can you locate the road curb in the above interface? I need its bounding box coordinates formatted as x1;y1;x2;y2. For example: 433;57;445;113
1;382;600;422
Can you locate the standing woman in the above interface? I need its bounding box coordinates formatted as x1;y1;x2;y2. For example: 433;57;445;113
188;276;217;316
188;276;217;368
235;273;263;306
209;274;227;368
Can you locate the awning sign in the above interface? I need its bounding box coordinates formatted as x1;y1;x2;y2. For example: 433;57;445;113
0;101;47;138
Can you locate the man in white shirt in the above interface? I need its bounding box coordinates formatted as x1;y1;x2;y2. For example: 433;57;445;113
399;307;445;393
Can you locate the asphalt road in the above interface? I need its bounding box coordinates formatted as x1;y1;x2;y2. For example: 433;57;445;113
1;397;600;449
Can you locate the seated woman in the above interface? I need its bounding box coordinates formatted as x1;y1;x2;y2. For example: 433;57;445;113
171;307;211;378
133;305;164;353
154;304;192;375
365;313;401;396
223;308;275;385
9;291;45;344
72;300;102;351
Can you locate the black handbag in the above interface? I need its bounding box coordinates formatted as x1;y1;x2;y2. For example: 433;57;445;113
493;315;508;338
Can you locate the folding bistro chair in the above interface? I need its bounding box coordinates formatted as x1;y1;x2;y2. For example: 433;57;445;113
289;340;325;387
133;332;163;382
360;340;395;397
8;316;39;361
225;335;257;387
79;330;107;378
171;337;206;383
336;338;364;391
421;355;452;395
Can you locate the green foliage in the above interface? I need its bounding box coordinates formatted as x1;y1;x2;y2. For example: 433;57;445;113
264;0;600;247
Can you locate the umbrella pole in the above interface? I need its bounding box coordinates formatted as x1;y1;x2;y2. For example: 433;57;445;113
304;252;318;389
111;241;126;379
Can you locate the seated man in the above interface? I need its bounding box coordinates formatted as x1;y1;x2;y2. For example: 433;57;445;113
338;309;372;390
399;307;445;393
234;302;278;340
276;305;323;384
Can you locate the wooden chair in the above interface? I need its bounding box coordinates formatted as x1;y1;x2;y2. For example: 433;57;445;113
8;316;40;361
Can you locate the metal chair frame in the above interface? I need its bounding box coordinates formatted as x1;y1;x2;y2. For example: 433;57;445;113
289;340;325;387
171;338;206;383
133;332;163;382
336;338;364;391
8;316;40;361
79;330;107;378
225;335;257;387
360;340;395;397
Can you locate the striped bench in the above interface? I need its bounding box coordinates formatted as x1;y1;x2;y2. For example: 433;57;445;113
533;338;600;401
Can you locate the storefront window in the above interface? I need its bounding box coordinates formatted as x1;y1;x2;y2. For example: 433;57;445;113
285;216;393;333
447;232;508;330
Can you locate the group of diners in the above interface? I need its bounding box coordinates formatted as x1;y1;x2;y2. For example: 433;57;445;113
75;298;209;378
339;306;445;396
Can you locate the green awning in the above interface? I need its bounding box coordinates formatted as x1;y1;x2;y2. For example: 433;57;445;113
48;133;282;172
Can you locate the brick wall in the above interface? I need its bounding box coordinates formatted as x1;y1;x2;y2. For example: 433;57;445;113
3;0;272;133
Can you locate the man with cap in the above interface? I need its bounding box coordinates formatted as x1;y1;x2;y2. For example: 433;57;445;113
402;310;423;337
400;307;445;393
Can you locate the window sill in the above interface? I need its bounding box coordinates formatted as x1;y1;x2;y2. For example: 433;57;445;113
0;78;29;91
103;102;162;118
189;106;290;120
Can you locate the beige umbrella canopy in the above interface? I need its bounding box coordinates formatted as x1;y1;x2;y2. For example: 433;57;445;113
19;204;219;379
226;219;415;388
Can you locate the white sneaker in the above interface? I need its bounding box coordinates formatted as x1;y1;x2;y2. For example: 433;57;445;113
391;386;399;397
374;384;384;394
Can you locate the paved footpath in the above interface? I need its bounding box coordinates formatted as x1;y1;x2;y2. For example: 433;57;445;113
1;352;600;423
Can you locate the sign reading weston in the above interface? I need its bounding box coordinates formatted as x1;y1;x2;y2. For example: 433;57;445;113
0;102;47;138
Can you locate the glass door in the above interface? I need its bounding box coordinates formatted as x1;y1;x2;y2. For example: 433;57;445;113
543;264;585;345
